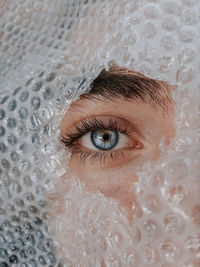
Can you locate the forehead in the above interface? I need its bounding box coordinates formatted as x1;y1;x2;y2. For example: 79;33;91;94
68;0;197;85
70;1;139;56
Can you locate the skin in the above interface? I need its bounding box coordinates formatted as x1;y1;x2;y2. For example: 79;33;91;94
60;93;175;222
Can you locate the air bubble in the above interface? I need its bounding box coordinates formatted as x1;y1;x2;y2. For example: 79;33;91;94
12;167;21;178
29;114;41;131
162;17;177;31
31;133;40;144
7;134;17;145
124;250;140;266
139;43;156;62
169;158;190;180
141;194;161;214
0;110;5;120
10;151;19;161
144;5;159;19
144;244;156;264
143;23;156;38
29;206;39;214
18;213;27;221
9;255;18;264
10;181;22;194
8;241;18;252
47;252;56;263
28;258;37;266
5;230;14;241
20;249;28;259
181;9;198;25
167;185;187;205
184;234;200;256
177;66;195;84
106;254;121;267
37;240;46;252
45;72;56;82
33;217;43;226
7;117;17;128
17;124;28;137
143;220;160;239
180;28;196;43
23;176;33;187
42;87;54;100
0;248;8;258
19;159;30;172
0;143;7;153
32;81;43;92
162;1;181;15
31;96;41;110
0;126;5;137
106;231;122;250
152;170;165;187
24;192;35;202
179;48;195;64
19;91;29;102
161;35;176;50
159;240;179;263
23;222;34;233
157;56;173;73
164;213;184;234
18;107;28;119
8;100;17;111
38;255;46;265
19;143;28;154
12;87;21;96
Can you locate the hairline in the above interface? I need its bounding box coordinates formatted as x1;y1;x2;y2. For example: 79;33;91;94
78;67;173;112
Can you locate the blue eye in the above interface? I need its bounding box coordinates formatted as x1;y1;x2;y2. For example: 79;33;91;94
90;130;119;151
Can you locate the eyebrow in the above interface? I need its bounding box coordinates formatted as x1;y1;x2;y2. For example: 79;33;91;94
79;67;173;111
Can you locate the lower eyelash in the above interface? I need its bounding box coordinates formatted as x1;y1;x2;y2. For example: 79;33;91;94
70;145;123;165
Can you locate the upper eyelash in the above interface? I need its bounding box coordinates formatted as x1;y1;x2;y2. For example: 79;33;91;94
60;116;131;148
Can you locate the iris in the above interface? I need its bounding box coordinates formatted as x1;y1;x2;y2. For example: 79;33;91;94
90;130;119;151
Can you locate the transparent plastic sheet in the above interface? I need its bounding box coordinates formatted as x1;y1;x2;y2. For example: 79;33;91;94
0;0;199;266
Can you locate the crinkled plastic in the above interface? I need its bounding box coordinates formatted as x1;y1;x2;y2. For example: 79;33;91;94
0;0;199;266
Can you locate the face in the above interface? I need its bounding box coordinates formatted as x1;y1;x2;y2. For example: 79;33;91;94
59;67;175;221
48;69;199;267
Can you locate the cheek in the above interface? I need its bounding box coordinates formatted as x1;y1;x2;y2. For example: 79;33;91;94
69;155;138;193
69;157;139;221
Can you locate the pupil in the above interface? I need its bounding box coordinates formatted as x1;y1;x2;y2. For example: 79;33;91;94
102;133;110;141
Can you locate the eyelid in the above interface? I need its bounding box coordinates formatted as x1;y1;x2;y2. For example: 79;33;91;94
60;115;147;167
60;115;146;149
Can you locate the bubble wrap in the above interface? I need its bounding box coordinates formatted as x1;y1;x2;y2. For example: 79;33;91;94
0;0;200;266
